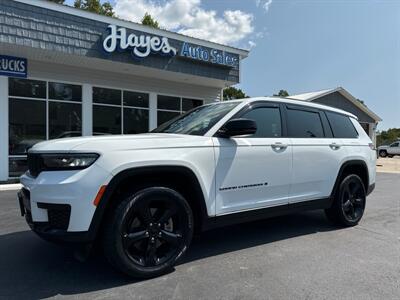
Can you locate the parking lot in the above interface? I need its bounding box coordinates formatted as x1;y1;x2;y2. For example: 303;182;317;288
0;173;399;300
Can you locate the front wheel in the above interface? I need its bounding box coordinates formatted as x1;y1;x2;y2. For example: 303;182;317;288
325;174;366;227
103;187;193;278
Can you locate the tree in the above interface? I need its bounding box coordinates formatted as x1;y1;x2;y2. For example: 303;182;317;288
74;0;115;17
47;0;65;3
141;13;160;29
377;128;400;146
223;87;249;100
273;89;289;97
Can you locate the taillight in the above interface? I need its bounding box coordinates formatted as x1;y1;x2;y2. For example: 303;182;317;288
368;143;375;150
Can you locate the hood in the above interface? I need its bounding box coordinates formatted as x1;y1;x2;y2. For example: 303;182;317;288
377;145;389;150
29;133;212;153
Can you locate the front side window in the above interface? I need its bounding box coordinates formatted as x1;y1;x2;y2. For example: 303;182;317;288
325;111;358;138
390;142;399;147
153;102;239;136
287;108;324;138
240;107;282;138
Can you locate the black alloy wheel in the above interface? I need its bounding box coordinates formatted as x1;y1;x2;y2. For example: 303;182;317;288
325;174;366;227
379;150;387;158
340;176;366;223
103;187;193;278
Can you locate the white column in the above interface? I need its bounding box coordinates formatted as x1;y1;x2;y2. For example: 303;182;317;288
149;92;157;130
0;77;9;181
82;84;93;136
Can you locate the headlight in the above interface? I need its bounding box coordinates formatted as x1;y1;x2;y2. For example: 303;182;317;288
40;153;99;170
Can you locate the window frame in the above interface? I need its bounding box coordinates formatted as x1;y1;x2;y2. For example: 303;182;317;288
8;77;83;178
324;110;359;139
216;101;287;138
92;85;150;135
283;104;329;139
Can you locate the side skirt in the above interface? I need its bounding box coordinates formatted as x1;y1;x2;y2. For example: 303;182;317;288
202;198;333;231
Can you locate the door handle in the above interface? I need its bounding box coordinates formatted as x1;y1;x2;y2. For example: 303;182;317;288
329;143;341;150
271;142;288;151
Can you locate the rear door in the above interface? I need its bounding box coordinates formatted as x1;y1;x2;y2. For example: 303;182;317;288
213;103;292;215
286;105;348;203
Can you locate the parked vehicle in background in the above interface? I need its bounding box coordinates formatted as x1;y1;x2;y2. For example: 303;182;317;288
377;141;400;157
18;97;376;278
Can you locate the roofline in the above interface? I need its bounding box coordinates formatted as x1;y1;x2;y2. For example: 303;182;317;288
288;87;382;122
13;0;250;58
222;97;359;119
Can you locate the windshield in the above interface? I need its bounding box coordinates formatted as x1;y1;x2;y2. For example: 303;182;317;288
152;102;239;136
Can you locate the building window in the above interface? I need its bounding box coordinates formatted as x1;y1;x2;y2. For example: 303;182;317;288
8;78;83;177
92;87;149;135
157;95;203;126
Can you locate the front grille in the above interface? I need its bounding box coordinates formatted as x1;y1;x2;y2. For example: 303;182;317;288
37;203;71;230
27;153;43;177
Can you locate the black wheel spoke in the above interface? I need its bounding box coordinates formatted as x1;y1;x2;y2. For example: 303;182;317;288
144;241;158;266
138;205;152;226
159;229;181;246
157;208;177;224
343;200;352;212
123;230;148;248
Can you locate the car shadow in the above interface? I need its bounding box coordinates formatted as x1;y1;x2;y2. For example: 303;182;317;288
0;210;339;299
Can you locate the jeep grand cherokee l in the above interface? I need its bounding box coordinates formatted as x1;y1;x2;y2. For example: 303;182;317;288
18;97;376;278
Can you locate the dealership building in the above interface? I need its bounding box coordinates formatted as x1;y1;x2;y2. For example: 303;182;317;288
0;0;249;181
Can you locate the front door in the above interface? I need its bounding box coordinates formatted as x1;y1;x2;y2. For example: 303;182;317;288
213;104;292;215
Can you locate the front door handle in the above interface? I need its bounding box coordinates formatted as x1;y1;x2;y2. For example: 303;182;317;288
329;143;341;150
271;142;288;151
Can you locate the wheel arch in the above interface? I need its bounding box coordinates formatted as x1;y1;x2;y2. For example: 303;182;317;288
330;160;369;198
87;165;210;242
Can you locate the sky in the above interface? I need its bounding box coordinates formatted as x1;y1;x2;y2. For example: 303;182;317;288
65;0;400;130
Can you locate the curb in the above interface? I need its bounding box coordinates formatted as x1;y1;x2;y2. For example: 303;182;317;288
0;184;22;191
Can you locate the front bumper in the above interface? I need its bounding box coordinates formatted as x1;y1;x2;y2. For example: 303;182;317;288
19;163;112;242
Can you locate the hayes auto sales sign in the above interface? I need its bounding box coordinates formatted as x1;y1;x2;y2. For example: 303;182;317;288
102;25;238;68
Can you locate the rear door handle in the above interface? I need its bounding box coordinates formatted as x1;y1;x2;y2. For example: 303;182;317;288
271;142;288;151
329;143;341;150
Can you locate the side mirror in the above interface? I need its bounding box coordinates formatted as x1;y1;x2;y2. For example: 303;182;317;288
218;118;257;138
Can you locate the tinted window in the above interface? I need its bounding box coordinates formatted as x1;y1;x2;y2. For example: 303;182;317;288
287;108;324;138
157;111;181;126
9;78;46;99
93;105;121;134
123;91;149;108
240;107;282;138
93;87;121;105
9;98;46;155
124;108;149;134
182;98;203;111
49;82;82;102
326;111;358;138
391;142;399;147
49;102;82;139
158;95;180;111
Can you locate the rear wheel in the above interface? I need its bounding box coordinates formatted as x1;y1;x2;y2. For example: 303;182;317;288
325;174;366;227
103;187;193;278
379;150;387;157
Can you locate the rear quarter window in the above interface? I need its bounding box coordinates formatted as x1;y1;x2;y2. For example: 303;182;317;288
325;111;359;138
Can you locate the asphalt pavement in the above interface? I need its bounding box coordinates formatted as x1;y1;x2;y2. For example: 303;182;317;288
0;173;399;300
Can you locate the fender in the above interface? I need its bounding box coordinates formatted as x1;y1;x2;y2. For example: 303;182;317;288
330;160;370;198
86;165;210;241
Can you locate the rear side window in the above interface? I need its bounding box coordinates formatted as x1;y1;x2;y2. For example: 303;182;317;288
287;108;324;138
240;107;282;137
325;111;358;138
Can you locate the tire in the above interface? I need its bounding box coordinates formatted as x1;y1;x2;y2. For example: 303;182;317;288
103;187;194;278
379;150;387;158
325;174;366;227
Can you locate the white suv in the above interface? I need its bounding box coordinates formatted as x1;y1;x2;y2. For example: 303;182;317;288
18;97;376;278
